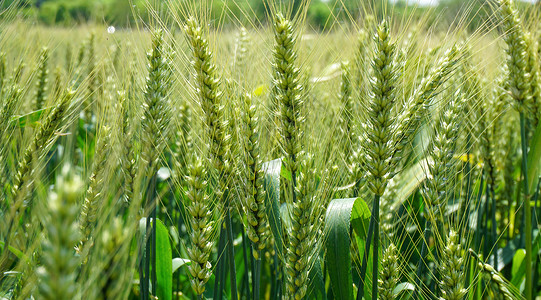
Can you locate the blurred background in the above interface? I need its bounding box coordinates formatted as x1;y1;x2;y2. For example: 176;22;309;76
1;0;540;30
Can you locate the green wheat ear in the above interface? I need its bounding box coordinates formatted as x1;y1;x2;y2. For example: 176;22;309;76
356;20;399;299
498;0;530;112
65;42;73;73
0;86;22;196
497;1;536;297
141;29;173;180
361;19;397;197
525;34;541;125
338;61;355;164
96;217;132;299
173;102;191;183
0;52;6;91
52;66;63;99
469;249;517;300
185;16;230;205
234;27;250;72
185;16;240;299
34;47;49;111
11;89;74;203
392;44;460;170
37;165;83;300
273;12;305;184
337;59;357;198
424;87;464;225
12;59;26;86
85;33;97;122
185;157;215;296
240;92;267;259
118;91;137;205
79;125;112;254
285;153;317;300
439;230;466;300
378;243;399;300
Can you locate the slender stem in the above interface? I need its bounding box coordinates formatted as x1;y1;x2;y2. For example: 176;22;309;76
353;177;362;198
251;248;256;300
534;180;540;232
533;179;540;242
141;162;158;300
144;216;151;300
220;245;227;300
507;189;512;242
518;181;524;246
491;185;498;270
507;132;514;243
475;175;485;252
225;208;238;300
214;226;226;300
254;256;261;300
271;249;278;300
483;181;490;258
176;199;183;300
355;194;378;300
412;220;431;300
291;154;297;204
463;143;473;290
462;148;473;236
533;253;540;299
277;274;282;300
430;224;442;297
241;229;250;297
150;175;157;297
139;232;146;300
520;112;532;300
372;195;379;300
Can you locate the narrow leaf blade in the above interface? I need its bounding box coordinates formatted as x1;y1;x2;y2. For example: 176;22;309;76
156;219;172;300
325;198;368;300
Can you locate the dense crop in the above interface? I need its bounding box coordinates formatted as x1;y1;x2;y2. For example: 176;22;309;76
0;0;540;300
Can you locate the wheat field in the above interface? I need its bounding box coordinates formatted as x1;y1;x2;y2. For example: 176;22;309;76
0;0;540;299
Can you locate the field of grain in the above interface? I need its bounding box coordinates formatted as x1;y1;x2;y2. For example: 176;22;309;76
0;0;540;299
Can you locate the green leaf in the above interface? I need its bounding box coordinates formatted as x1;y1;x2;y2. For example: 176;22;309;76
353;232;373;300
307;255;326;299
350;197;371;239
511;249;525;283
325;198;370;300
511;230;541;289
155;218;172;300
139;218;172;300
393;282;415;298
10;108;48;128
280;202;293;230
280;161;292;182
394;158;431;205
527;122;541;193
263;158;283;257
172;258;191;274
0;241;30;263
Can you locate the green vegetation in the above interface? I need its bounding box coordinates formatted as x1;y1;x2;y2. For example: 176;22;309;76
4;0;538;29
0;0;541;300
